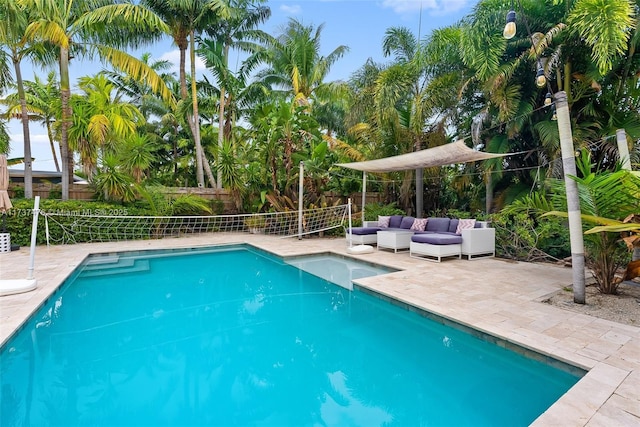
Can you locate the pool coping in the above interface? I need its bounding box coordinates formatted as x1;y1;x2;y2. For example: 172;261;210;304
1;234;639;426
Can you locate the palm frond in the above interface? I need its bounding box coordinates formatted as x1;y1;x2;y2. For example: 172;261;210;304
569;0;635;75
95;45;176;108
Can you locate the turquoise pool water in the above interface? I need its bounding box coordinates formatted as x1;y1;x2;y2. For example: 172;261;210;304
285;253;397;290
1;245;582;426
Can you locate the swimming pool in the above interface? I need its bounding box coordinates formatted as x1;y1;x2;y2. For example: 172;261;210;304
0;245;582;426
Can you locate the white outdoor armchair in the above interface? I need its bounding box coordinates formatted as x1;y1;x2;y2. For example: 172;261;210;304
460;227;495;260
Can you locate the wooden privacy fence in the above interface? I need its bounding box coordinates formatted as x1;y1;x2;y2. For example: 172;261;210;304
9;183;94;200
8;183;382;214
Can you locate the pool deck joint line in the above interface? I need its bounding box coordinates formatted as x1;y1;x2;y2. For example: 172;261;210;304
1;234;639;426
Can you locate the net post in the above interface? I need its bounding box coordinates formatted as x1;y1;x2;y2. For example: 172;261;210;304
298;162;304;240
28;196;40;280
348;198;353;247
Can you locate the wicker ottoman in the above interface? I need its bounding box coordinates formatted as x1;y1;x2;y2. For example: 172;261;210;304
409;233;462;262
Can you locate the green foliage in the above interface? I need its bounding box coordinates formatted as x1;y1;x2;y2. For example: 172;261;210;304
333;177;361;196
505;155;640;293
48;187;62;199
568;0;635;75
244;214;267;229
10;185;24;199
91;154;137;202
443;208;487;221
363;202;405;221
170;194;213;216
4;193;216;246
0;120;9;155
209;199;224;215
489;210;570;261
136;186;213;216
4;199;148;246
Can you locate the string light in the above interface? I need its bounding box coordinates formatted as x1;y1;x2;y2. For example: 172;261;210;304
503;3;552;98
544;92;552;106
535;66;546;88
503;9;517;39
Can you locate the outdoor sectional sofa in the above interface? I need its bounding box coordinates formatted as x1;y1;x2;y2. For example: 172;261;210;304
346;215;495;262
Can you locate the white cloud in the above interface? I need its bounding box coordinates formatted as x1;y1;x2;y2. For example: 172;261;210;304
382;0;469;16
158;49;206;74
280;4;302;15
8;132;60;171
10;132;50;145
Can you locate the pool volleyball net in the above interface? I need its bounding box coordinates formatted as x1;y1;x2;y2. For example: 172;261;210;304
40;204;349;245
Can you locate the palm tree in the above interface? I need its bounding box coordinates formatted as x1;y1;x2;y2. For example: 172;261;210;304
248;98;321;199
250;18;347;205
0;41;11;90
92;153;136;202
19;0;172;200
0;0;35;198
0;119;9;155
367;26;453;215
446;0;640;214
4;71;61;171
120;134;155;183
200;0;270;189
257;18;349;106
68;74;144;179
103;53;177;121
140;0;227;189
567;0;635;76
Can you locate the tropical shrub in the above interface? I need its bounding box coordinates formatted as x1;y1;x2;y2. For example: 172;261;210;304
91;155;137;202
363;202;405;222
490;211;570;262
4;199;148;246
506;154;640;294
4;195;215;246
171;194;213;216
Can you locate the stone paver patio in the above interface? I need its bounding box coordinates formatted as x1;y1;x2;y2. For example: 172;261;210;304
1;234;638;426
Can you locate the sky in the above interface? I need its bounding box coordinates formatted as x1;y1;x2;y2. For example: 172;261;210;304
7;0;479;172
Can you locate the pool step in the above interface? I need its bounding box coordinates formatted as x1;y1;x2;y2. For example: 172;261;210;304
84;255;121;266
80;259;150;277
83;256;134;270
286;256;392;290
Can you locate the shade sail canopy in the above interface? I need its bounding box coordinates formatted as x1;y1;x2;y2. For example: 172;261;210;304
335;140;509;173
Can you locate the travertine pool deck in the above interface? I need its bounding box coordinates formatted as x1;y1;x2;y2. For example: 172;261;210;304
1;234;638;426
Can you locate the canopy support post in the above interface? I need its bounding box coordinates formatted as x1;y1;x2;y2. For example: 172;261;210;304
416;168;423;218
361;172;367;223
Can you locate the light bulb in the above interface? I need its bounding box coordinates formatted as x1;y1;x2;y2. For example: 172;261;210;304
503;10;516;39
544;92;552;106
551;106;557;121
536;68;546;88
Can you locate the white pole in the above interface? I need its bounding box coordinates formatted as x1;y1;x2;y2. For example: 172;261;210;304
361;172;366;223
348;198;353;248
555;91;586;304
616;129;632;171
416;168;423;217
298;161;304;240
27;196;40;280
